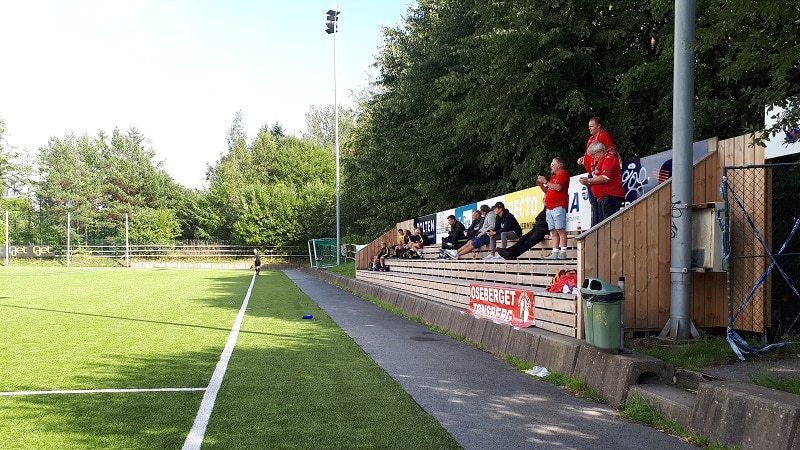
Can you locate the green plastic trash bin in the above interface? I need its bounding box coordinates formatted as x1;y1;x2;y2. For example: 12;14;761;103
580;278;623;351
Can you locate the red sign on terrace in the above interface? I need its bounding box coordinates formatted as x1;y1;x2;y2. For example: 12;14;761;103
468;284;535;328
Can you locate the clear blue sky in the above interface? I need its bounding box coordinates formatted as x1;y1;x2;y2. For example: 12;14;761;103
0;1;416;188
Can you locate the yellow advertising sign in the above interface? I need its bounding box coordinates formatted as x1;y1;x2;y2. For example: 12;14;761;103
503;187;545;234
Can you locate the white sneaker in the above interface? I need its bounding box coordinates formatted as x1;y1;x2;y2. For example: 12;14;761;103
492;254;506;261
483;254;496;260
445;249;458;260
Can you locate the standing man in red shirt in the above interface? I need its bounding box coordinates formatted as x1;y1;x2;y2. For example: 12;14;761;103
577;116;617;227
537;157;570;259
579;142;625;223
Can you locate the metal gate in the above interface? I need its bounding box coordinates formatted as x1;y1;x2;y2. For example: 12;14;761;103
721;163;800;357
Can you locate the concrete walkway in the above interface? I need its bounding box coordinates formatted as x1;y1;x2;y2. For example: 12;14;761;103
284;270;692;449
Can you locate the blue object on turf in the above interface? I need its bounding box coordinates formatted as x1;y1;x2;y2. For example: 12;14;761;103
302;314;314;320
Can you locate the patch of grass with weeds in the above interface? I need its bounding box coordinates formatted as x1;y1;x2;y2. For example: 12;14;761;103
626;336;736;371
620;395;741;449
535;372;605;403
749;372;800;395
620;395;693;440
328;261;355;278
500;354;533;372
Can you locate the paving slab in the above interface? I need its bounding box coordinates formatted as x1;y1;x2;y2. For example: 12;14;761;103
284;269;692;450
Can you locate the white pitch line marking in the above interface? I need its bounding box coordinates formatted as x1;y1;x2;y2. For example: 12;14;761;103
0;387;206;397
182;271;256;450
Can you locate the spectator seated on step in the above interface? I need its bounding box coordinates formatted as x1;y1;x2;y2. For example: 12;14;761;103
443;204;495;260
406;227;426;257
375;242;390;266
394;229;412;258
486;201;522;261
442;214;468;250
390;228;406;257
496;209;548;260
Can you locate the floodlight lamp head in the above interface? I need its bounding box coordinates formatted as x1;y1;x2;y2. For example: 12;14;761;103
325;22;337;34
326;8;340;17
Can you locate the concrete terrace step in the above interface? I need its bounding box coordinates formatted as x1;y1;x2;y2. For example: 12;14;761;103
357;269;578;337
628;384;697;429
380;258;577;290
420;244;578;260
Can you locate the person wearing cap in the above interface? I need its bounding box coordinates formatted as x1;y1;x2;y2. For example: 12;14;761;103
579;142;625;223
537;156;570;259
487;201;522;260
443;205;495;259
496;209;548;260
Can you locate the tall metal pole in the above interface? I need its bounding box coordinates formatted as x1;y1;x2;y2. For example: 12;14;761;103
661;0;700;340
67;212;71;268
125;213;130;268
334;14;340;266
4;210;8;267
326;7;341;266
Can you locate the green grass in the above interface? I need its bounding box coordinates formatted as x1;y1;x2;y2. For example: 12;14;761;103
0;267;459;449
626;336;736;371
541;372;606;403
328;261;355;278
620;395;741;449
749;372;800;395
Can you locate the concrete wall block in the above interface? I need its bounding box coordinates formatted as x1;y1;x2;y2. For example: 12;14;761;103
396;293;416;314
420;301;447;326
481;321;511;355
410;297;428;318
690;381;800;450
383;290;401;307
362;284;379;299
572;345;667;407
436;307;462;332
464;316;488;345
506;329;540;364
532;333;581;378
447;311;472;338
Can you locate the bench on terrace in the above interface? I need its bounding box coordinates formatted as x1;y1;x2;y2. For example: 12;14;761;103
357;255;580;337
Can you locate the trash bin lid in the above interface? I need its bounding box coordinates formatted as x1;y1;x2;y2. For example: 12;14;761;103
580;277;623;295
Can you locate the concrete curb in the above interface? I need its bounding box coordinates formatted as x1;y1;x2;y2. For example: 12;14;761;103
298;267;800;449
690;381;800;450
573;346;669;406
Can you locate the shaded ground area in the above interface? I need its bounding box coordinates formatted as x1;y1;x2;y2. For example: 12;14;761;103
284;269;693;449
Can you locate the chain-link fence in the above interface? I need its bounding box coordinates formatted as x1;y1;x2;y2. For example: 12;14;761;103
722;163;800;344
1;210;305;265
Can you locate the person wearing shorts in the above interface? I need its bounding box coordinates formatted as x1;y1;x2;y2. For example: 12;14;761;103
537;157;570;259
444;205;496;259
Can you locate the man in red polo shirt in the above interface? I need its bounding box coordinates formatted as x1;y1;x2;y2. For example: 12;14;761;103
537;157;570;259
577;116;617;227
579;142;625;223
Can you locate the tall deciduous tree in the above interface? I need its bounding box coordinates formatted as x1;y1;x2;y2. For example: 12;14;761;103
304;104;357;150
205;113;335;247
36;128;182;244
696;0;800;138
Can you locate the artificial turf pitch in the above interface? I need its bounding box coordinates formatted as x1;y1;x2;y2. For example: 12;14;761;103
0;267;460;449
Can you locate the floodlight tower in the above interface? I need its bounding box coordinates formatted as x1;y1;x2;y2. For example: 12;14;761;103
325;6;341;265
